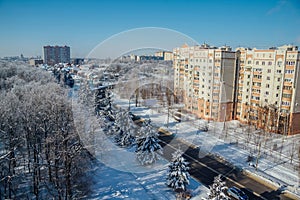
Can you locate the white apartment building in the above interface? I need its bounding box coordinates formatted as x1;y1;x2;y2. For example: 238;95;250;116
235;45;300;135
173;44;237;122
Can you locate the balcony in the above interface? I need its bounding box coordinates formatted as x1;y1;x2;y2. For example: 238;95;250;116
283;89;292;94
285;74;294;78
253;78;262;82
285;65;295;70
253;71;262;76
283;82;293;87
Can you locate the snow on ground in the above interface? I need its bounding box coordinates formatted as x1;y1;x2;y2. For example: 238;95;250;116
114;96;300;196
87;116;208;199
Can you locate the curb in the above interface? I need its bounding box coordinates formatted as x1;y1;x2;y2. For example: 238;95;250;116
243;169;300;200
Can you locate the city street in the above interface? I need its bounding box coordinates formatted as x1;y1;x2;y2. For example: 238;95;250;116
159;137;293;200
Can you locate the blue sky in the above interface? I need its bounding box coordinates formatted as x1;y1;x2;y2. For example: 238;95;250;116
0;0;299;58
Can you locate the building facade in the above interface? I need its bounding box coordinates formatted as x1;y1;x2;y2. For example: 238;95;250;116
29;59;43;66
43;45;70;65
235;45;300;135
155;51;174;61
173;44;238;122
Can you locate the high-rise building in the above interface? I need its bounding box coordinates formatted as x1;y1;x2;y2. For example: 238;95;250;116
43;45;70;65
173;44;238;122
235;45;300;135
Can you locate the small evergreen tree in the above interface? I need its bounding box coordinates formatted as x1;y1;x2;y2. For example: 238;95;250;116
167;149;190;193
206;175;229;200
136;120;162;165
114;110;136;147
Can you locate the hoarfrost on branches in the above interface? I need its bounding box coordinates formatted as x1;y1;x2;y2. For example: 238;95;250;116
205;175;230;200
114;110;136;147
166;149;190;192
135;120;162;165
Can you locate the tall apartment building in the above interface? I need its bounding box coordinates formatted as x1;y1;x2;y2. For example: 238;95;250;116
43;45;70;65
235;45;300;135
173;44;238;122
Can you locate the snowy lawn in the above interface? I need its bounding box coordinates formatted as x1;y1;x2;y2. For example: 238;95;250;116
87;121;208;199
114;96;300;196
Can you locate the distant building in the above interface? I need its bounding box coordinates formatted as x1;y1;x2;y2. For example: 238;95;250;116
139;55;163;61
155;51;173;61
43;45;70;65
29;59;43;66
72;58;84;65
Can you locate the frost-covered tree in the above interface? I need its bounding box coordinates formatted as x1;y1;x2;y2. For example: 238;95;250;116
167;149;190;192
206;175;230;200
0;63;93;199
136;120;162;165
114;110;136;147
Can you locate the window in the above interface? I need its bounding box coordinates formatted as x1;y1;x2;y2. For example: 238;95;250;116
277;86;280;90
266;84;270;88
276;70;282;73
286;61;295;65
265;91;269;95
262;61;265;65
267;69;271;73
268;61;272;65
251;96;260;100
267;76;270;80
284;78;292;82
277;78;280;82
256;61;259;65
277;61;282;66
282;101;290;106
247;60;252;64
283;86;292;90
282;93;292;98
276;93;279;97
285;70;294;74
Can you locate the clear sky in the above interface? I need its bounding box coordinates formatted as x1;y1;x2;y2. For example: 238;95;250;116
0;0;299;58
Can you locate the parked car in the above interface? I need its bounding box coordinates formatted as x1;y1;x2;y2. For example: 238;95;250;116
129;112;145;126
157;127;175;142
227;186;249;200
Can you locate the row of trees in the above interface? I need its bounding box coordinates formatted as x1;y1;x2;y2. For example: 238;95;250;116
0;63;91;199
81;77;234;199
89;85;194;196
